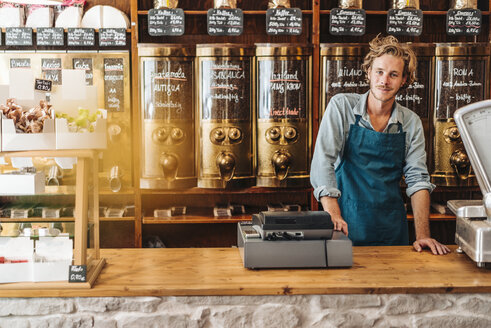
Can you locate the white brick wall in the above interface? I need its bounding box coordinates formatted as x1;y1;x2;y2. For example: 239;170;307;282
1;294;491;328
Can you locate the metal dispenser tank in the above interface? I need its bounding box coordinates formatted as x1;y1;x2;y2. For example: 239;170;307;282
395;44;435;159
139;44;196;189
320;44;369;118
196;44;255;188
255;44;311;187
431;43;490;186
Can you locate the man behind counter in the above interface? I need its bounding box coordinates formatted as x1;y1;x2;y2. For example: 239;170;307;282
310;35;450;255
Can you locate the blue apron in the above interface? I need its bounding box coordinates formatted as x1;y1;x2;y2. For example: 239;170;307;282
335;114;408;246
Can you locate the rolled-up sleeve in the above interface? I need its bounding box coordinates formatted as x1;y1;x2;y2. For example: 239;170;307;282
403;115;436;197
310;96;346;201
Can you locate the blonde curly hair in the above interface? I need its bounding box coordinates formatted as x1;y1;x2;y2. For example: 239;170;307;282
361;34;417;89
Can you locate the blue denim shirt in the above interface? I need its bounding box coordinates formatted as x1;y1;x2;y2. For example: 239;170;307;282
311;92;435;201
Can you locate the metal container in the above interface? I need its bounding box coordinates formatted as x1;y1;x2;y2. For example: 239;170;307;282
451;0;478;9
139;44;196;189
431;43;490;186
196;44;255;188
392;0;420;9
320;44;369;118
256;44;311;187
395;44;435;162
339;0;363;9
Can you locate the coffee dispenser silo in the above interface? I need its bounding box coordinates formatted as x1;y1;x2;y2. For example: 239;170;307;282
255;44;311;187
396;44;434;159
139;45;196;189
431;43;490;186
196;44;255;188
319;44;369;118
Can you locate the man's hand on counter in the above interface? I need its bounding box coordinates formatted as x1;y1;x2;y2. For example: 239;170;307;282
332;215;348;235
413;238;451;255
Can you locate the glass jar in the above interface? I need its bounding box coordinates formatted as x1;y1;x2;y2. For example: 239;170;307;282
256;44;312;187
196;44;254;188
139;44;196;189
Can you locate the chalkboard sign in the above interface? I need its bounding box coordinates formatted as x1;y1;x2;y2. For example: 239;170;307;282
5;27;33;46
73;58;94;85
35;79;52;92
329;8;366;36
104;58;125;112
10;58;31;69
67;28;95;47
99;28;126;47
36;27;64;46
68;265;87;282
266;8;302;36
446;9;481;36
42;58;63;85
207;8;243;36
148;8;185;36
387;9;423;36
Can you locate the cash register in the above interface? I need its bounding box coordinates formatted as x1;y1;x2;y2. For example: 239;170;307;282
237;211;352;269
448;100;491;268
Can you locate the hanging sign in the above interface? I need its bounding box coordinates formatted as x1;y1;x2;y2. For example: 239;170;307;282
387;9;423;36
446;9;481;36
148;8;185;36
207;8;243;36
266;8;303;36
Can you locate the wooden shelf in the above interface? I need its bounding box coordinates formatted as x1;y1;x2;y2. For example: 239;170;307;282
141;187;312;195
319;10;491;15
137;10;313;15
143;214;251;224
0;28;131;33
407;213;456;221
100;216;135;222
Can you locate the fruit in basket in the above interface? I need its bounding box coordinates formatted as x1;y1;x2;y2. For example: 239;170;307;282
56;108;103;133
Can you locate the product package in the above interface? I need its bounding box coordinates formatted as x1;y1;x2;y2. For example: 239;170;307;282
339;0;363;9
392;0;420;9
26;4;54;28
268;0;291;8
0;1;25;27
154;0;178;9
214;0;236;9
55;0;85;28
451;0;478;9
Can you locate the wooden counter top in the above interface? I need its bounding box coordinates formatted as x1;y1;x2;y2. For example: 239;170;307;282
1;245;491;297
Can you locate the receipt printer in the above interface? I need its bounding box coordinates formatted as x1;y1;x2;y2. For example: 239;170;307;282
237;211;353;269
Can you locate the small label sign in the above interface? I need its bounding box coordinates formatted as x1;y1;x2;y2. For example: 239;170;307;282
207;8;243;36
99;28;126;46
67;28;95;47
35;79;52;92
447;9;481;36
10;58;31;69
148;8;185;36
266;8;302;36
387;9;423;36
36;27;64;46
329;8;366;36
69;265;87;283
5;27;33;46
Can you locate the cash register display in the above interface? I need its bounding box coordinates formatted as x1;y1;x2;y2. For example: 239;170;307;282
455;102;491;194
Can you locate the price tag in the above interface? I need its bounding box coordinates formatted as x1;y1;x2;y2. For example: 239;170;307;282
266;8;302;36
36;27;64;46
207;8;243;36
446;9;481;36
329;8;366;36
35;78;52;92
148;8;185;36
387;9;423;36
99;28;126;47
5;27;33;46
67;28;95;47
68;265;87;282
10;58;31;69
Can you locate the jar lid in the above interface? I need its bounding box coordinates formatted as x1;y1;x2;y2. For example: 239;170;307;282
406;43;435;57
138;44;195;57
435;43;491;57
196;43;255;57
320;43;368;56
255;43;312;56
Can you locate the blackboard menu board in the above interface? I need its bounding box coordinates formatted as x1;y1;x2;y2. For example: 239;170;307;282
258;59;307;119
35;79;52;92
329;8;366;36
42;58;63;85
99;28;126;47
36;27;64;46
5;27;33;46
10;58;31;69
387;9;423;36
148;8;185;36
69;265;86;282
266;8;302;36
73;58;94;85
67;28;95;47
446;9;481;36
104;58;125;112
207;9;243;36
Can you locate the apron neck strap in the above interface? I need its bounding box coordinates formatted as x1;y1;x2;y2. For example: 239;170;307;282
355;115;404;133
